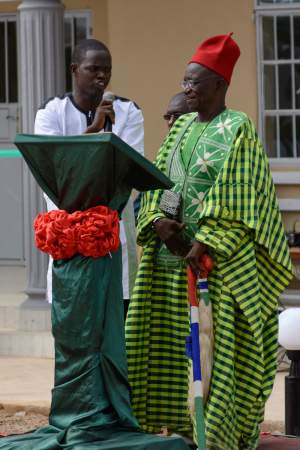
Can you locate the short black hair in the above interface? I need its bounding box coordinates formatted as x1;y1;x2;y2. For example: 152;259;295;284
71;39;111;64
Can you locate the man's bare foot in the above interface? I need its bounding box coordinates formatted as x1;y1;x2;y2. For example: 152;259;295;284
157;427;169;437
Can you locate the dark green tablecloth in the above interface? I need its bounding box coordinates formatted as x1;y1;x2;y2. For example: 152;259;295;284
0;135;188;449
0;251;188;450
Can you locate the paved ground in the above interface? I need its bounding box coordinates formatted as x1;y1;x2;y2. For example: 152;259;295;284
258;434;300;449
0;356;289;443
0;409;48;436
262;370;285;433
0;262;297;447
0;357;286;424
0;357;53;413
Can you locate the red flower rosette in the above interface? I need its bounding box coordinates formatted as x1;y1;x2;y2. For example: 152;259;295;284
77;206;119;258
34;206;120;260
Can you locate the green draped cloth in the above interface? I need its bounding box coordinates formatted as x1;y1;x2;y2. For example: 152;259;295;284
125;110;293;450
0;134;189;450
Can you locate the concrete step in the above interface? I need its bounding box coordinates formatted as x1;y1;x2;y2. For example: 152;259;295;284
0;305;19;329
18;300;51;332
0;329;54;358
0;300;51;332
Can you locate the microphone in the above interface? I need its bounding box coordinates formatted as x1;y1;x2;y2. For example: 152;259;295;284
102;91;115;132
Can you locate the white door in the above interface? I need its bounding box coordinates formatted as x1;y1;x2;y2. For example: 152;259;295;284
0;15;24;265
0;16;19;148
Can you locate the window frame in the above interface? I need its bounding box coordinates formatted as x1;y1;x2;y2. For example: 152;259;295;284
255;2;300;167
64;9;92;91
0;13;18;105
64;9;92;44
256;0;300;10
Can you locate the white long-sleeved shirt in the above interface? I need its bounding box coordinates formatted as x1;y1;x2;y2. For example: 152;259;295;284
34;93;144;302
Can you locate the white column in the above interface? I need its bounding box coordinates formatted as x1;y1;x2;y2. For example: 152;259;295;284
18;0;65;306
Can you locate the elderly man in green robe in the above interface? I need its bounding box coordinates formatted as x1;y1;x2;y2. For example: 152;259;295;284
126;33;293;450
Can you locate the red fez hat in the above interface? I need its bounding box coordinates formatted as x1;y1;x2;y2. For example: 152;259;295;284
189;33;240;84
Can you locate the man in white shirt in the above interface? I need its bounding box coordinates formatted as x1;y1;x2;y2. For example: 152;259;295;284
34;39;144;315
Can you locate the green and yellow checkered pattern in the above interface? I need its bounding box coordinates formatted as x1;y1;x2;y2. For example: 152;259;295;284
125;111;293;450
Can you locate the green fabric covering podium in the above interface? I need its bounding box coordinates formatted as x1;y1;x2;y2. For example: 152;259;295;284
0;133;189;450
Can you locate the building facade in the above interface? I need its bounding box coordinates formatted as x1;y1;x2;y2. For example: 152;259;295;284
0;0;299;356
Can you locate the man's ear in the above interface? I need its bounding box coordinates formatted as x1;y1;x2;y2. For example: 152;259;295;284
216;78;227;92
70;63;78;75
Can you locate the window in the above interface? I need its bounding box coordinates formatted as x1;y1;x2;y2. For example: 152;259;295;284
258;1;300;4
0;16;18;104
64;11;92;92
256;1;300;158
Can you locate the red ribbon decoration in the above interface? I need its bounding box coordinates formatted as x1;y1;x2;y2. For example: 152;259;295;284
34;205;120;260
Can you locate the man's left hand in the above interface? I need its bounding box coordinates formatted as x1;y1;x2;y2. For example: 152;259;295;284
86;99;115;133
185;240;207;275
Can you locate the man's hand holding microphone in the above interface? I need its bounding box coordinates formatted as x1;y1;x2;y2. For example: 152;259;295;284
86;91;115;133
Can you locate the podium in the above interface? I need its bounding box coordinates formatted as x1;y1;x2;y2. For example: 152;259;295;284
0;133;189;450
16;132;173;212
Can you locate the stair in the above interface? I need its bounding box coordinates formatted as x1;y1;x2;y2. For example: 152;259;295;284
0;266;54;358
0;329;54;358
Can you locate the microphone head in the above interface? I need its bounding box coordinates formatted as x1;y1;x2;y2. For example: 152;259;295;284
103;91;115;102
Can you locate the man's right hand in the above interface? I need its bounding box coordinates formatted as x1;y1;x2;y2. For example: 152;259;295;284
153;218;190;257
86;99;115;133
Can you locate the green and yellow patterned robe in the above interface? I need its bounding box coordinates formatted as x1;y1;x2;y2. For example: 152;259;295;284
125;110;293;450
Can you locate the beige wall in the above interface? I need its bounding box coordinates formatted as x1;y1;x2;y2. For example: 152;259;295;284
1;0;257;160
105;0;258;160
0;2;20;13
2;0;298;230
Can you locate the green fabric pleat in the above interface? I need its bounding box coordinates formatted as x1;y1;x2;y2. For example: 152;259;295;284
0;427;190;450
50;250;137;432
0;249;189;450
